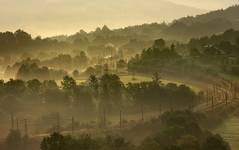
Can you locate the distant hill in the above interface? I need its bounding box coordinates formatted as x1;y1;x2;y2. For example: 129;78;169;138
1;5;238;57
162;5;239;40
60;5;239;43
178;5;239;25
0;0;205;35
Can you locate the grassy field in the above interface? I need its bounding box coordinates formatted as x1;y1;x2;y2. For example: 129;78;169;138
120;75;201;92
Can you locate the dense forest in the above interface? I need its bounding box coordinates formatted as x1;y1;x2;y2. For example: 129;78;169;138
0;74;198;118
128;29;239;80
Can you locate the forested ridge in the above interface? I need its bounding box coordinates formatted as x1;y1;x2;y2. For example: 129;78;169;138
1;5;239;57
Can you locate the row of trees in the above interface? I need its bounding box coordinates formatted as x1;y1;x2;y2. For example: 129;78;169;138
129;29;239;77
41;52;89;71
16;63;67;81
188;29;239;75
0;30;70;55
0;27;152;58
4;51;89;80
127;81;196;108
0;74;198;117
128;39;182;74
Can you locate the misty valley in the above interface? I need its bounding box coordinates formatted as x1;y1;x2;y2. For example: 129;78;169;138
1;3;239;150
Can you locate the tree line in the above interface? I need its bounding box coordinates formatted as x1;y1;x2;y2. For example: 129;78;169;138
128;29;239;78
0;74;198;118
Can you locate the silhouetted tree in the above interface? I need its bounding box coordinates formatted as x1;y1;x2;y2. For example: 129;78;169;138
41;133;68;150
27;79;41;94
61;76;77;90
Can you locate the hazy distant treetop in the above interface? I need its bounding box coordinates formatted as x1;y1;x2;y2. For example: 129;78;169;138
178;5;239;25
153;39;166;49
27;79;41;94
189;29;239;49
79;29;88;35
0;30;68;55
102;25;111;33
72;69;80;78
42;80;58;90
61;76;77;90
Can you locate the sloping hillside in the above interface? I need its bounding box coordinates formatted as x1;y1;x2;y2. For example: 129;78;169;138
162;5;239;40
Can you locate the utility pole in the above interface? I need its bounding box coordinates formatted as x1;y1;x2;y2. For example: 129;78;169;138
119;110;122;128
24;119;28;136
230;81;233;91
141;105;144;122
71;117;74;136
103;109;106;128
234;84;237;99
225;92;228;105
159;104;162;116
11;114;14;130
206;88;209;106
16;118;19;130
216;84;220;100
213;85;216;98
211;96;214;110
56;113;60;133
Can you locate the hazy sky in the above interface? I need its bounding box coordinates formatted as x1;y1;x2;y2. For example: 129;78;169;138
0;0;238;37
168;0;238;10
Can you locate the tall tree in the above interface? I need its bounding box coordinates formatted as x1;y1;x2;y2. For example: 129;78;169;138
61;76;77;90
